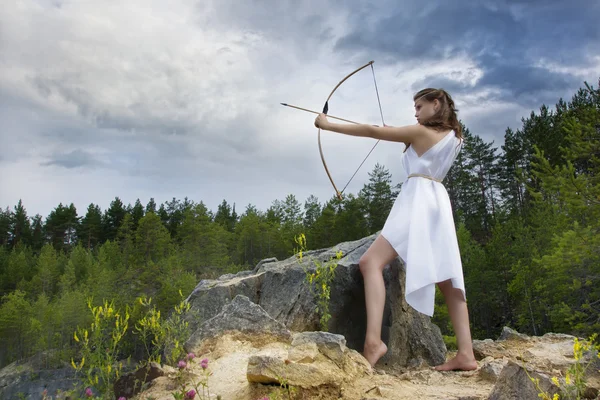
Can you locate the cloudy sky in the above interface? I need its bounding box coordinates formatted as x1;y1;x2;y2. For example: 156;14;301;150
1;0;599;218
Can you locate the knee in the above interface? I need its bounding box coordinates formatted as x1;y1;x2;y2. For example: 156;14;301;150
359;254;377;275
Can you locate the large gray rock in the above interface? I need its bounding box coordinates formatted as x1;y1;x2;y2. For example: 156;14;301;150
487;360;560;400
184;294;292;353
0;352;78;400
184;233;446;368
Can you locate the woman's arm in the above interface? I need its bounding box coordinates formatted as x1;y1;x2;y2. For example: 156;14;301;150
315;113;423;144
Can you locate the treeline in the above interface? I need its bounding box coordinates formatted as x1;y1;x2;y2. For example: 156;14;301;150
0;79;598;369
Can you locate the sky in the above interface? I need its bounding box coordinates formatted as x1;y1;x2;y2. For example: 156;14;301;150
1;0;599;219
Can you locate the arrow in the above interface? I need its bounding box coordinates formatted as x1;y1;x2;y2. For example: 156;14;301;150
280;103;363;125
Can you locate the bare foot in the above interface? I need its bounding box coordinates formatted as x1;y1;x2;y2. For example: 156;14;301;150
363;341;388;367
433;353;477;371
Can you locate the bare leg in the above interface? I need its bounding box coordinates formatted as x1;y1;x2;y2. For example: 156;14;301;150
434;279;477;371
358;235;398;367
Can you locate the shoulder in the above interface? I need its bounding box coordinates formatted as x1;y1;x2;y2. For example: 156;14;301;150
368;123;430;144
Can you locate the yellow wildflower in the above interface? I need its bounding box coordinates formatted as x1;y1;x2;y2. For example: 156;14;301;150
74;332;79;342
551;377;559;386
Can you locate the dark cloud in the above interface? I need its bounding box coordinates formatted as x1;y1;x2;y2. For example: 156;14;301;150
412;63;584;108
334;1;599;105
41;149;103;169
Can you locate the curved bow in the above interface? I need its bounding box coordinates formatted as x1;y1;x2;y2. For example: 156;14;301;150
318;60;386;200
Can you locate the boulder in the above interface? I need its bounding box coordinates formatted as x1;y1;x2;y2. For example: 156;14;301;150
184;233;446;369
184;294;291;354
487;360;560;400
246;331;371;389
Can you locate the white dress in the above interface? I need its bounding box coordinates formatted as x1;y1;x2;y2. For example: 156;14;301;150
381;130;465;317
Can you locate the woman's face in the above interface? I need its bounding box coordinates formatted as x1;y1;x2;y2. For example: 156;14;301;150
414;98;438;124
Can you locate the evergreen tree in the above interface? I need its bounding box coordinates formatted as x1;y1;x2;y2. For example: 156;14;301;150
103;197;126;242
0;207;11;247
335;194;369;242
30;214;45;252
359;163;398;233
463;133;501;235
78;203;103;250
303;195;321;231
178;202;231;272
498;127;528;216
145;198;157;214
214;199;237;232
44;203;79;252
131;199;145;230
10;200;31;248
134;212;171;267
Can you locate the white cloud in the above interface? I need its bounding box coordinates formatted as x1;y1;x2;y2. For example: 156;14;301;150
1;0;596;218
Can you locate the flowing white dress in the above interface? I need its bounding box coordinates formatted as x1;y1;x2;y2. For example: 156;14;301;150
381;130;465;317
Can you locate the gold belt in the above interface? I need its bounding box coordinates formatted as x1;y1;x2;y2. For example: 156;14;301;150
407;173;442;183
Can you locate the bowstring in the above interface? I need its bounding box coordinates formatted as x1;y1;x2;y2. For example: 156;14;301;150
340;63;385;195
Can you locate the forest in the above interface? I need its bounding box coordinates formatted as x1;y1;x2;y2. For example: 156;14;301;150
0;79;598;370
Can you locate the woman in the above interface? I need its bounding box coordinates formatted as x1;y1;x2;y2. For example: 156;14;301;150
314;88;477;371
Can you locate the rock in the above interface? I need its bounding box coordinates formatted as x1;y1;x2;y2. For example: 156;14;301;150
185;295;291;353
0;352;78;400
113;362;165;399
541;332;577;341
487;360;560;400
253;257;278;273
246;331;370;389
498;327;530;342
479;359;508;382
185;233;446;369
583;386;599;399
291;332;347;367
473;339;506;361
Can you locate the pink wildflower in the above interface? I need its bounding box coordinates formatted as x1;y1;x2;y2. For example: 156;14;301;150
185;389;196;399
178;360;187;370
200;358;209;369
85;387;93;397
186;352;195;360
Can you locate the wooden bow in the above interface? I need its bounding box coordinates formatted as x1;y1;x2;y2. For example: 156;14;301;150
282;61;385;201
318;61;385;200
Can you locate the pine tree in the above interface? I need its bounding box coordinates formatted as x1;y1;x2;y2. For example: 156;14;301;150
145;198;157;214
78;204;103;250
103;197;126;242
498;127;528;216
0;207;11;247
303;195;321;231
335;194;369;242
214;199;237;232
463;133;501;235
10;200;32;248
44;203;80;252
131;199;145;230
134;212;172;267
30;214;45;252
359;163;398;233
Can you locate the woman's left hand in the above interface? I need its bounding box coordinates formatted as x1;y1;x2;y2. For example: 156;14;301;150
314;113;329;129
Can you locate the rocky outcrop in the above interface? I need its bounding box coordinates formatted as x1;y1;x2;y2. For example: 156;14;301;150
138;325;600;400
185;294;292;353
0;352;77;400
487;360;560;400
183;233;446;369
246;331;371;389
